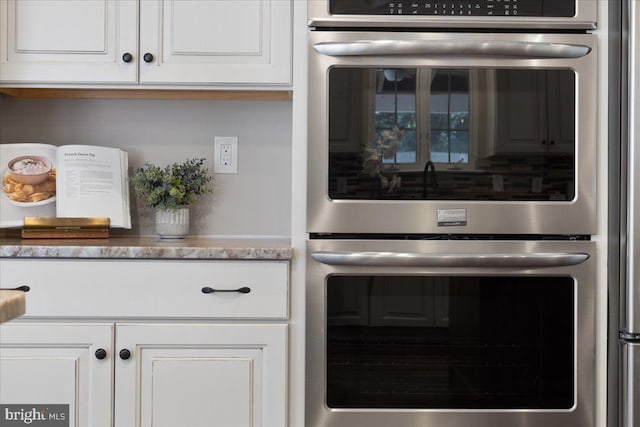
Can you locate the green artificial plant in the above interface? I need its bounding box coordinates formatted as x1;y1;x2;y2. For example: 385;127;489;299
132;158;213;211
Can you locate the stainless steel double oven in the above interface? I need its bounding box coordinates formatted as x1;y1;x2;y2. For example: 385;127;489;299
306;1;599;427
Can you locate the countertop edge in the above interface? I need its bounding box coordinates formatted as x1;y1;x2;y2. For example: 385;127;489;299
0;237;293;260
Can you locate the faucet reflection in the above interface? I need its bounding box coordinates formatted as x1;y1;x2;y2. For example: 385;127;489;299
423;160;438;199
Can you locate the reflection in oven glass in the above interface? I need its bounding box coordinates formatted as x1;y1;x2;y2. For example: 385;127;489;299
328;68;576;201
326;276;574;409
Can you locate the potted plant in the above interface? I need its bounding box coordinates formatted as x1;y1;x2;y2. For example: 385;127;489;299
132;158;213;239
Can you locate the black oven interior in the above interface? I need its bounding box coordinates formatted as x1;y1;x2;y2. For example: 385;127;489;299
326;275;575;409
328;67;576;201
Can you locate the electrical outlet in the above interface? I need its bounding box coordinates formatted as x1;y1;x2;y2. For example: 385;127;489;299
220;143;232;166
532;177;543;193
214;136;238;174
337;177;347;194
492;174;504;192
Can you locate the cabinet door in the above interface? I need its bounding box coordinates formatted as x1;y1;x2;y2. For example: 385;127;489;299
327;276;370;326
494;70;547;153
369;277;450;327
115;323;287;427
139;0;291;85
546;70;576;153
0;0;137;83
0;323;114;427
328;69;367;153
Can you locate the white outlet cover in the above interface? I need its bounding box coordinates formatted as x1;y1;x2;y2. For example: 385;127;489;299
214;136;238;173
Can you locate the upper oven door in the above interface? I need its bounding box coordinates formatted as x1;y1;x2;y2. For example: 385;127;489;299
308;0;596;30
308;31;597;235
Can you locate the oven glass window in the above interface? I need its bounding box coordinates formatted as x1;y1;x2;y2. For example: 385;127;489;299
326;276;574;409
328;67;576;201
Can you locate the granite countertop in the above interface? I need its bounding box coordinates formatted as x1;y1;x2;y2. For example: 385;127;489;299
0;236;293;260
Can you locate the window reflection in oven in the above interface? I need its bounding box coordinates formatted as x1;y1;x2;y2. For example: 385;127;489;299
326;276;574;409
328;67;576;201
372;68;471;166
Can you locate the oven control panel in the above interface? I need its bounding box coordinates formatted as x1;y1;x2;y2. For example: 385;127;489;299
330;0;575;17
388;0;521;16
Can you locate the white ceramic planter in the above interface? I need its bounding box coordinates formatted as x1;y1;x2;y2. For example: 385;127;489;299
154;207;189;239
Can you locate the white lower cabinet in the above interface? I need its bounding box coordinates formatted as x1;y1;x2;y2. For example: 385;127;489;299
0;259;289;427
0;323;114;427
1;322;287;427
115;323;287;427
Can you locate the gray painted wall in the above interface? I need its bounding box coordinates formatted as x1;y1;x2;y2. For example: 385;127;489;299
0;95;292;237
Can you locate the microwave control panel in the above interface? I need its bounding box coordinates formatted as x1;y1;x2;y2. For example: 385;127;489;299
330;0;575;17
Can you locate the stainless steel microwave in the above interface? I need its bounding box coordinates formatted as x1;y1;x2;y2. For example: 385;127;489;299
308;0;597;30
307;31;598;235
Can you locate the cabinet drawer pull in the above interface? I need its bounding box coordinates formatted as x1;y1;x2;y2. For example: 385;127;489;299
143;53;154;63
95;348;107;360
119;349;131;360
201;286;251;294
122;52;133;63
0;285;30;292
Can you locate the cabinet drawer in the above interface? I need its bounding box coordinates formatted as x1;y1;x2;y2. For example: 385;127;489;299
0;259;289;319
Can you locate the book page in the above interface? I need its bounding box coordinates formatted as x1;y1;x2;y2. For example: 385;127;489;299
119;150;132;229
56;145;131;228
0;143;58;228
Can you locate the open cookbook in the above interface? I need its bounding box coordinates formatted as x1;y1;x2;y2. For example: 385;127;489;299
0;143;131;228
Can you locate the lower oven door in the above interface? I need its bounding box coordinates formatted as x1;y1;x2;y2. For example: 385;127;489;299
306;239;596;427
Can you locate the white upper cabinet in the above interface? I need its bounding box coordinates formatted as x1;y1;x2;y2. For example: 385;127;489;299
139;0;291;85
0;0;138;84
493;70;574;154
0;0;292;86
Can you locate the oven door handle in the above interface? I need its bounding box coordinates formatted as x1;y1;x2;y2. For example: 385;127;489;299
311;251;590;268
312;40;591;59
